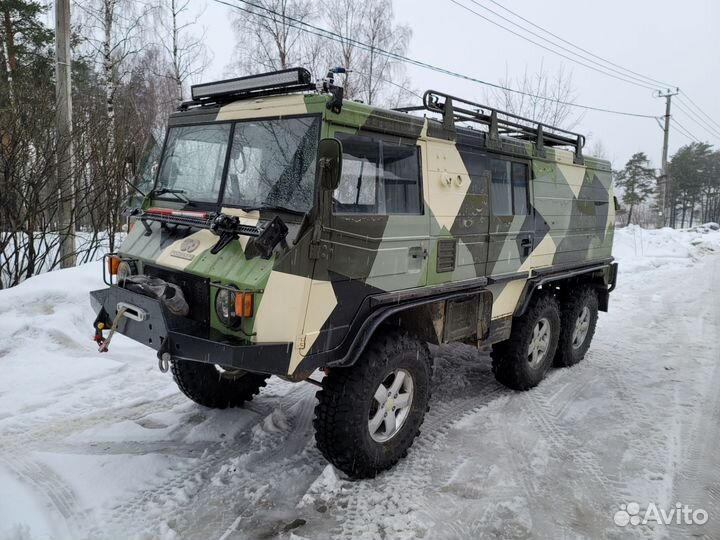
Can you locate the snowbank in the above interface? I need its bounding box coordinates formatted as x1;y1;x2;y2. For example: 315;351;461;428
613;223;720;273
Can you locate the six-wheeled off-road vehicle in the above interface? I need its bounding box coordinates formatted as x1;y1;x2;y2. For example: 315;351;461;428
91;67;617;478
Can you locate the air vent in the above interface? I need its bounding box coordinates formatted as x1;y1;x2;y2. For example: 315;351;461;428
436;239;456;273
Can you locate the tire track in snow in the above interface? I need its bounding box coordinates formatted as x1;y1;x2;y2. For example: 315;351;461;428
0;454;82;537
318;352;509;540
94;380;318;539
665;257;720;540
244;384;317;470
0;394;190;539
0;375;313;540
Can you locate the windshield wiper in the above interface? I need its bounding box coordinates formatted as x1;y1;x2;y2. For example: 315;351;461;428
244;204;306;216
151;187;191;205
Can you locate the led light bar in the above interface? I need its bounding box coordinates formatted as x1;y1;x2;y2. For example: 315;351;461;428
191;68;313;101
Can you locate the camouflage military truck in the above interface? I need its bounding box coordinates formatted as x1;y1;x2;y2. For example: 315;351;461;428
90;68;618;478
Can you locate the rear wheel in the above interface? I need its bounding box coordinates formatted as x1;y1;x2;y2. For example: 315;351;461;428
171;360;269;409
554;287;599;367
313;329;432;479
491;294;561;390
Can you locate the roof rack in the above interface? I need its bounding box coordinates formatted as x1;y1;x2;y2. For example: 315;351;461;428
396;90;585;163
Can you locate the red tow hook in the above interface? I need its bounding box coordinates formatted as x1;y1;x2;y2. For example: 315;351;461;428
93;306;128;353
93;322;108;352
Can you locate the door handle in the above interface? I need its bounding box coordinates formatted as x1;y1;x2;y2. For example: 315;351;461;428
520;237;532;257
409;247;428;260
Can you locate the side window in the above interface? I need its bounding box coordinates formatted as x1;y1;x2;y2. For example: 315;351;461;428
490;159;512;216
382;143;421;213
333;133;422;214
333;134;380;212
490;158;529;216
511;162;529;215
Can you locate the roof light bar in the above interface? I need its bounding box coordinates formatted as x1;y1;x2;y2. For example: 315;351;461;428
191;68;313;101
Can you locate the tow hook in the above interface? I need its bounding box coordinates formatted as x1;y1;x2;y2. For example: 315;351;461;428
93;322;107;351
158;352;171;373
93;305;129;353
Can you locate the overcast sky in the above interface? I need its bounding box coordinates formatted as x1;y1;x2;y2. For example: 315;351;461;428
193;0;720;169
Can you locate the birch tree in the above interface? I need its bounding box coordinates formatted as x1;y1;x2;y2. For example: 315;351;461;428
322;0;413;107
488;62;581;130
156;0;210;104
77;0;151;150
229;0;318;74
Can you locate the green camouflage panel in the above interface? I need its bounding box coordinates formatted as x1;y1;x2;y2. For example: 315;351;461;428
117;92;614;375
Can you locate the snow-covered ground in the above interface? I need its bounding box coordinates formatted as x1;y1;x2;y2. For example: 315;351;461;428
1;225;719;540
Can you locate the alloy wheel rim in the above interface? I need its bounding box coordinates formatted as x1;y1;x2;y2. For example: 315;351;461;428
527;317;551;367
571;306;591;349
368;369;414;443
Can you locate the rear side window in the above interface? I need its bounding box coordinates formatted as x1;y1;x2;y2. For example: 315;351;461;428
511;162;529;215
333;133;422;214
490;158;529;216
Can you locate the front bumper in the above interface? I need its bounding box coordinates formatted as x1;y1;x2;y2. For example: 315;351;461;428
90;286;293;375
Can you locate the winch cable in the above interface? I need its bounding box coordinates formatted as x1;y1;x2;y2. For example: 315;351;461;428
97;306;128;353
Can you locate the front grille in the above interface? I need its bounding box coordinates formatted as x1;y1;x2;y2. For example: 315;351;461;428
144;264;210;325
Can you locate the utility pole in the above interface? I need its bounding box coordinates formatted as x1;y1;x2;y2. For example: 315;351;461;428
55;0;76;267
654;88;679;228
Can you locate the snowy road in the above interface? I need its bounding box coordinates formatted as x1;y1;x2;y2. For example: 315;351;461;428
1;227;719;540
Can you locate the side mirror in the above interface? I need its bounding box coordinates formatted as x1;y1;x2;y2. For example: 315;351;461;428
318;138;342;191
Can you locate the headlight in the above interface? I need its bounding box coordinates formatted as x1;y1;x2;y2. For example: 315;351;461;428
116;261;135;285
215;287;254;328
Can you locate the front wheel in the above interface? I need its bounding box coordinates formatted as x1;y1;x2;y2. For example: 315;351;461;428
313;329;432;479
171;360;269;409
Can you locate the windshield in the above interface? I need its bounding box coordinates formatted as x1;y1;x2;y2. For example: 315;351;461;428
154;116;321;212
223;116;320;212
156;124;231;203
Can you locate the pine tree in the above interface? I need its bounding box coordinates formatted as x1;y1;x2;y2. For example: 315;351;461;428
0;0;53;104
669;143;714;227
614;152;656;226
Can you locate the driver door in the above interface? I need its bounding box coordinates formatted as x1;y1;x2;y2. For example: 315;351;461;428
300;128;430;356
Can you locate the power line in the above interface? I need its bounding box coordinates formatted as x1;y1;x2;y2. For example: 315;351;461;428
678;93;720;132
458;0;661;91
351;68;423;100
673;100;720;139
670;118;701;143
448;0;655;91
478;0;676;89
214;0;659;120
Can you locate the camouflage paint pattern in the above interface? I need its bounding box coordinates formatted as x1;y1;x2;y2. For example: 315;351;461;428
116;91;615;376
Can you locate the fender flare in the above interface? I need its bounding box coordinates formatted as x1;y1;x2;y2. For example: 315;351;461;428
514;261;617;317
324;286;489;369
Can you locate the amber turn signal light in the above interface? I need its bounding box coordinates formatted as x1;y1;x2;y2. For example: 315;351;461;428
234;292;254;318
107;255;121;275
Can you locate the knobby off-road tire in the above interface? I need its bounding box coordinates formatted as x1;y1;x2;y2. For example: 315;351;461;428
491;294;561;390
171;360;269;409
314;329;432;479
554;286;599;367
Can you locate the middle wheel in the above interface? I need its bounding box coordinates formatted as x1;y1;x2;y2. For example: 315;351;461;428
491;294;561;390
